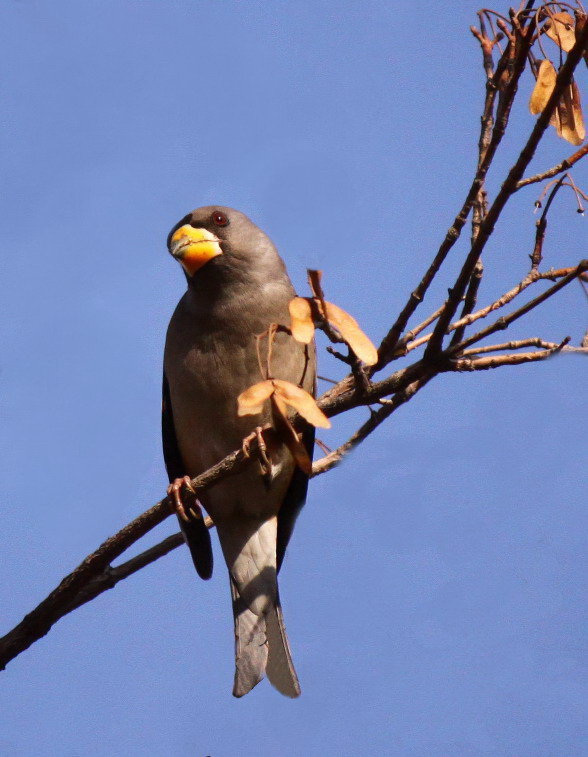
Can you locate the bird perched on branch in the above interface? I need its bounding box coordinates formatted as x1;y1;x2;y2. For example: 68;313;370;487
162;206;315;697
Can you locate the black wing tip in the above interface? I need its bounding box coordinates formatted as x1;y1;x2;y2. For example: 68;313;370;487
195;558;213;580
180;518;214;580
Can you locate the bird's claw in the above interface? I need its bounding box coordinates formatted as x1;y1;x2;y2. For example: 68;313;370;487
167;475;201;523
242;426;272;478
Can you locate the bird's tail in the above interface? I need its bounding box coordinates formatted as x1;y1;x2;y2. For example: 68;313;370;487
219;518;300;698
265;588;300;698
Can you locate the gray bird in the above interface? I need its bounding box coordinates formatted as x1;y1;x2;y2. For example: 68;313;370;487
162;206;315;698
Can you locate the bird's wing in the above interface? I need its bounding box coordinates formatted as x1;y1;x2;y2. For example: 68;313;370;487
162;371;213;580
276;421;315;573
162;371;186;482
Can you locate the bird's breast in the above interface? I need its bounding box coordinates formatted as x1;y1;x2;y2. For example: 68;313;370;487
164;302;305;521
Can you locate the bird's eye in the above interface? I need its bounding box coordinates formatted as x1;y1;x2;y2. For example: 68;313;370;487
212;210;229;227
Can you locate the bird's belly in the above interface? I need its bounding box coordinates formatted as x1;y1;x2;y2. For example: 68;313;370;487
170;368;294;522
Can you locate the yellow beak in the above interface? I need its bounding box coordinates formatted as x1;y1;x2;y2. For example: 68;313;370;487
169;224;223;276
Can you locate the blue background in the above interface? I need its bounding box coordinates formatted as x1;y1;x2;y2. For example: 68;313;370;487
1;2;586;755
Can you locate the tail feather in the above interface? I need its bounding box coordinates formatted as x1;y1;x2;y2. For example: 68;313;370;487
222;518;300;697
266;592;301;698
230;577;268;697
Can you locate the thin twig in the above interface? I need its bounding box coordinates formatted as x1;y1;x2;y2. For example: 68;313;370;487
389;301;450;359
454;18;496;347
461;337;560;354
516;143;588;188
312;374;434;475
451;258;485;346
424;19;588;358
402;266;583;354
377;11;536;369
449;261;588;354
531;174;568;268
66;533;186;612
446;339;572;371
308;269;370;394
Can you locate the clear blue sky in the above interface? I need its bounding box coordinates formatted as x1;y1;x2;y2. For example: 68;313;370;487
1;2;586;755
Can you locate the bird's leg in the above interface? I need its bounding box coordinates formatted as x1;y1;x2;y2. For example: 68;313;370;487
167;476;203;523
242;426;272;477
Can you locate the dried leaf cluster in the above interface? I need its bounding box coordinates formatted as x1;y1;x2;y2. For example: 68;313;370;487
237;272;376;473
238;378;330;474
530;8;587;144
289;294;378;366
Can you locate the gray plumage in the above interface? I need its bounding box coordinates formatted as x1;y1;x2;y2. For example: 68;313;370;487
162;206;315;697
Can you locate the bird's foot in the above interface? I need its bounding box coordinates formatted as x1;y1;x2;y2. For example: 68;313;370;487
167;476;202;523
242;426;272;477
167;477;213;581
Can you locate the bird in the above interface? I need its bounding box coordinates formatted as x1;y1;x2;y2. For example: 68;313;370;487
162;205;315;698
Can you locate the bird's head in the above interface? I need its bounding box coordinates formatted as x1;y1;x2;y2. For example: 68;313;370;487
167;206;281;280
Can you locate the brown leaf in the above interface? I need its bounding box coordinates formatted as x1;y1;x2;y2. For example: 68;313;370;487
272;379;331;428
299;269;377;364
571;79;586;142
545;12;576;52
289;297;315;344
323;301;378;365
559;81;585;145
237;380;274;416
550;104;561;132
530;59;557;115
270;394;312;474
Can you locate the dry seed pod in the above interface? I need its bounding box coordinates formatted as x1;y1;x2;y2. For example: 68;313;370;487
288;297;315;344
289;295;378;365
530;59;557;115
570;79;585;142
323;302;378;366
238;378;330;429
270;394;313;474
559;81;585;145
272;379;331;428
544;12;576;52
237;380;274;416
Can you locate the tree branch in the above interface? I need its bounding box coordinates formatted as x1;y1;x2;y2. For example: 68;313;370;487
400;265;585;355
448;261;588;354
425;18;588;358
2;2;586;679
375;17;528;370
516;143;588;189
445;339;573;371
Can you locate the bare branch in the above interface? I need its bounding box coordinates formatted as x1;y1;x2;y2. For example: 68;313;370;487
0;444;254;670
375;13;532;370
516;142;588;189
451;258;485;346
402;265;585;354
66;533;186;612
2;2;586;681
425;19;588;357
0;351;433;670
461;337;563;354
312;374;434;475
446;339;573;371
449;261;588;354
